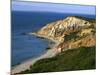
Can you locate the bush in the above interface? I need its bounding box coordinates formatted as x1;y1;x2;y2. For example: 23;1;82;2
64;31;78;42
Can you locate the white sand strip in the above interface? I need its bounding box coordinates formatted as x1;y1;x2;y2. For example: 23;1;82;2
11;33;60;74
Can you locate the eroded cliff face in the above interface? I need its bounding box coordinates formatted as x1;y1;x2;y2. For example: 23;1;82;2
35;16;96;53
37;16;91;42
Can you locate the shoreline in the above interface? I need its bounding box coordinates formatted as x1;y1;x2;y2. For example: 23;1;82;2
11;32;60;74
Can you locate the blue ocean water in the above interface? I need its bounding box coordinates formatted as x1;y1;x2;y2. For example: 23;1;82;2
11;11;95;66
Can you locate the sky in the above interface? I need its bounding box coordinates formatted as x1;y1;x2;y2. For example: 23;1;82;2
12;1;96;15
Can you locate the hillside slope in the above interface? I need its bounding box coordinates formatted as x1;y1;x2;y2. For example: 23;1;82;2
19;46;96;73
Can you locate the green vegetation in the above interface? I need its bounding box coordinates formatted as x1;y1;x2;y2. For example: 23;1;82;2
19;46;96;74
64;31;78;42
74;16;96;23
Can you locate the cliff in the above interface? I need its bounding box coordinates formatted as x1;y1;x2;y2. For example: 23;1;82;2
37;16;91;41
34;16;95;53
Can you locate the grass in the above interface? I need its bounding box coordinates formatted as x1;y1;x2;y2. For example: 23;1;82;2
19;46;96;74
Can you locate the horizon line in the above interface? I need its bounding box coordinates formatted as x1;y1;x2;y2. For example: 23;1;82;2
12;1;96;15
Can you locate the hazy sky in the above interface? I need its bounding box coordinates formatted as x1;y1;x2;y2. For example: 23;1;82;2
12;1;96;15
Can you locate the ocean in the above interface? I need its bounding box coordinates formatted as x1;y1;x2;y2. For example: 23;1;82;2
11;11;95;66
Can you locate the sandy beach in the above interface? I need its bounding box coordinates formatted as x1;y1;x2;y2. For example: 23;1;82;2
11;33;60;75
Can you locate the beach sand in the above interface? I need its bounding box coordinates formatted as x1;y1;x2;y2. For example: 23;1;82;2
11;33;60;74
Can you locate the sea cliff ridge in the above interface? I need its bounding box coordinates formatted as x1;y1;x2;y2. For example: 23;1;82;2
31;16;95;53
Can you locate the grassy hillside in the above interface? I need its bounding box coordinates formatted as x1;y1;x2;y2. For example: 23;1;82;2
19;46;96;74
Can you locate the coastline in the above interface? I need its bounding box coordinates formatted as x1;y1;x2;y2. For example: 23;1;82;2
11;32;60;74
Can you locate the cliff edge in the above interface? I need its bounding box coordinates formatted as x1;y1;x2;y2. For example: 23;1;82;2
33;16;95;53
